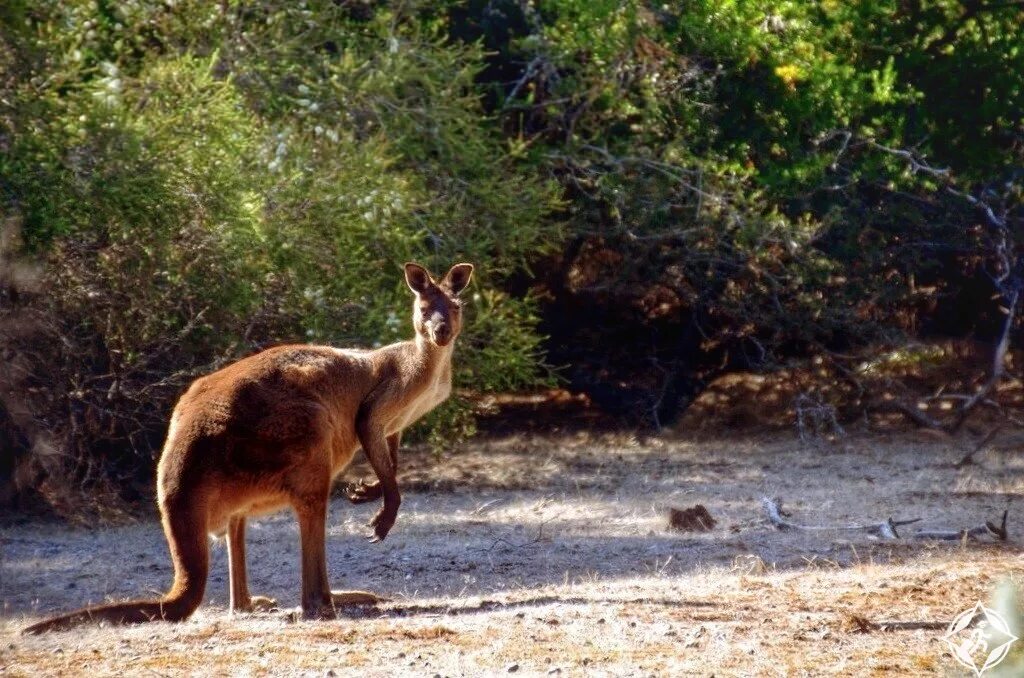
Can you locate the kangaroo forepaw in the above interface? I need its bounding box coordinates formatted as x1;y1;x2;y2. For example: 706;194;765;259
346;479;383;504
367;507;397;542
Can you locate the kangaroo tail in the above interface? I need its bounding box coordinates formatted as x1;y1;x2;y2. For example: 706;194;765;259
23;495;209;635
22;595;201;634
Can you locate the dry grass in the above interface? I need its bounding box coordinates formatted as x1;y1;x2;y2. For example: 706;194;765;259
2;431;1023;676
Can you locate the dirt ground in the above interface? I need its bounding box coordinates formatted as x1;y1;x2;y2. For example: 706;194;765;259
2;431;1023;676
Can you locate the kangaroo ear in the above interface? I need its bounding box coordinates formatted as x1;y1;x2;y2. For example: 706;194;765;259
443;263;474;296
404;262;432;295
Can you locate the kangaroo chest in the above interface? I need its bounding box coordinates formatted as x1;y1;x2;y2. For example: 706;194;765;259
391;366;451;433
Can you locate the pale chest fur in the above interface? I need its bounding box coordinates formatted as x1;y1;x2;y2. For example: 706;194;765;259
391;364;452;433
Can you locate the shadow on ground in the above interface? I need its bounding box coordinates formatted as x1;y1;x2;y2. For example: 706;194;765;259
2;432;1020;619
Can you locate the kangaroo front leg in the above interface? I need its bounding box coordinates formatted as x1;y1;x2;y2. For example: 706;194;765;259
346;433;400;504
357;425;401;542
227;516;277;614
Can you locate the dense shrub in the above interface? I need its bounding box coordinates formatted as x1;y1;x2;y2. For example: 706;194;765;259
1;0;1022;509
453;0;1023;423
0;1;557;506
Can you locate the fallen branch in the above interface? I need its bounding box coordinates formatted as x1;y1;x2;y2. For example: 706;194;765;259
761;497;921;539
912;510;1009;542
763;498;1010;542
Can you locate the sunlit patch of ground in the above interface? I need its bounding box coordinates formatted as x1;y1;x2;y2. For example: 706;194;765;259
2;432;1022;675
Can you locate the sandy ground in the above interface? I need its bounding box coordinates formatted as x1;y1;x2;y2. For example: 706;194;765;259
2;431;1023;676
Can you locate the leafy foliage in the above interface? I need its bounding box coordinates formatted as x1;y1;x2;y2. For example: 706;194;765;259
457;0;1023;423
1;0;1022;508
0;1;557;503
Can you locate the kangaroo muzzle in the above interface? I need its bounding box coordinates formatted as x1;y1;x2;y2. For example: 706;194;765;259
425;311;452;345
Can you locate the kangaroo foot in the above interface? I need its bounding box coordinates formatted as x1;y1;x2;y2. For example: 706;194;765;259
249;595;278;611
331;590;388;607
231;595;278;614
346;479;383;504
300;600;338;621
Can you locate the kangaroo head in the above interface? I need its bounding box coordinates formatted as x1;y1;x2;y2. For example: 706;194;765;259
404;262;474;347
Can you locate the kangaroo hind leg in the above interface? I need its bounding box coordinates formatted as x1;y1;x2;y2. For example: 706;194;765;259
226;516;277;614
293;492;337;620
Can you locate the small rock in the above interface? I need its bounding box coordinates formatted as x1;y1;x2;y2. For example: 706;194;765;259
507;663;520;673
325;671;337;677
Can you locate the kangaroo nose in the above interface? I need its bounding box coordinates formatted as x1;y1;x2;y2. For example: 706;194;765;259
425;311;451;343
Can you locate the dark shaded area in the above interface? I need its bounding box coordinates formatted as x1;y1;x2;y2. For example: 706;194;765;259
0;399;30;508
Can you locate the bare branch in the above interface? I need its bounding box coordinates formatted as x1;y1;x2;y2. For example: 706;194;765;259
863;139;952;179
955;425;1004;468
762;497;920;539
763;498;1009;542
947;289;1019;433
912;510;1009;542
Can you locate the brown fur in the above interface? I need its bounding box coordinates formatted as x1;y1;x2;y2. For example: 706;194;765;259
24;262;474;633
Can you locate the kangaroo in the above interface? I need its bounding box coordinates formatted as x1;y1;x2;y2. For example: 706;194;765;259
24;262;473;634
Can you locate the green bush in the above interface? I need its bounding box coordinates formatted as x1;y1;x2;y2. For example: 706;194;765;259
0;1;558;505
